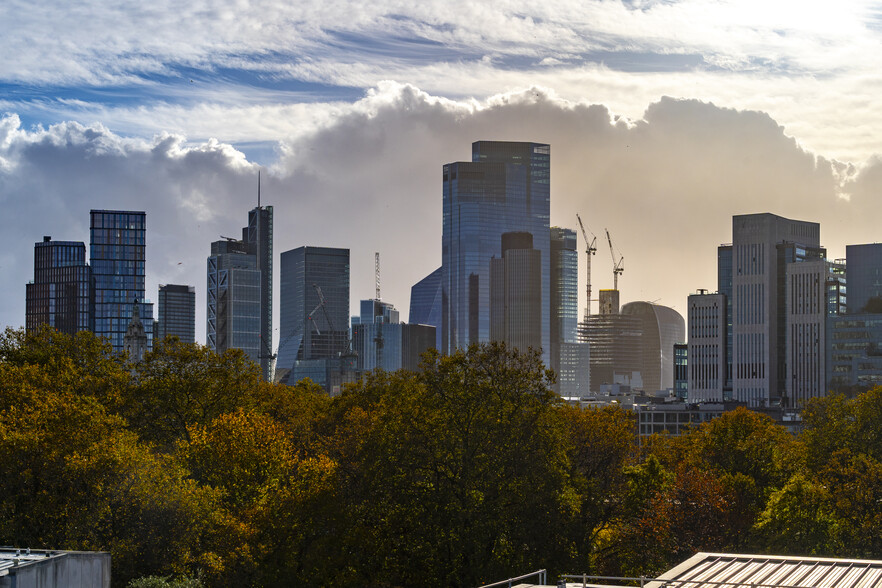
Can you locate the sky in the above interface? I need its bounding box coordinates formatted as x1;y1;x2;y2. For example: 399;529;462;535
3;0;882;349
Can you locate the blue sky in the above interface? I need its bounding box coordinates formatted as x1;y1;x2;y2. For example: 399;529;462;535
3;0;882;344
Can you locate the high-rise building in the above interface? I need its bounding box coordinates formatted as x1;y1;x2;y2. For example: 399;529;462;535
490;231;542;352
442;141;551;362
90;210;152;353
717;244;734;396
730;213;821;406
621;301;685;393
687;291;727;402
550;227;589;395
206;205;272;380
244;206;273;378
276;246;352;393
207;238;261;364
26;236;94;335
845;243;882;313
351;299;401;372
410;266;442;351
156;284;195;344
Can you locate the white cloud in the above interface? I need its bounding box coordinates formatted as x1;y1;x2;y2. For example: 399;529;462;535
3;84;879;349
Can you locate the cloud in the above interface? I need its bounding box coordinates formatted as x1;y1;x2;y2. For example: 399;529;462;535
3;83;877;348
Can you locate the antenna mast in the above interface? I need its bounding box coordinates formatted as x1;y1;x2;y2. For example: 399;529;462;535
257;170;261;208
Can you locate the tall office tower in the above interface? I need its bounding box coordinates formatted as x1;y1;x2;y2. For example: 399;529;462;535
401;323;437;370
410;266;442;350
621;302;685;393
26;236;94;335
845;243;882;313
717;245;734;396
90;210;152;352
276;246;352;394
351;298;401;372
207;239;261;365
442;141;551;362
156;284;196;343
550;227;589;395
206;205;272;380
783;259;839;405
243;205;273;379
730;213;821;406
490;232;542;352
584;311;643;393
687;292;727;402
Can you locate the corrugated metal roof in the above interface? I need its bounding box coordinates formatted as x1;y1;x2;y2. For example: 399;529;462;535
0;549;58;576
652;553;882;588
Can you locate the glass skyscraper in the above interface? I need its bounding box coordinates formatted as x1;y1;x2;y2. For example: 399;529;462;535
206;205;272;380
276;246;351;392
442;141;551;361
26;236;94;335
157;284;196;344
90;210;152;352
409;266;442;350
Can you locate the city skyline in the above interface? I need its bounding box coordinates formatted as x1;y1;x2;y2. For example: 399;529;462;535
5;3;882;349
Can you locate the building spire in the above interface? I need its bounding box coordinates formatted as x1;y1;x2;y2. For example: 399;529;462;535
257;170;261;208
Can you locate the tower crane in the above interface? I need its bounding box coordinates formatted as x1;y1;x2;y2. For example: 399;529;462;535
606;228;624;291
374;252;384;369
576;213;597;321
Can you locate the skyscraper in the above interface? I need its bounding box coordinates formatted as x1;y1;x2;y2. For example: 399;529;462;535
207;238;260;364
410;266;442;350
490;231;542;352
442;141;551;361
156;284;195;343
90;210;152;352
730;213;821;406
550;227;589;396
25;236;93;335
206;204;272;380
276;246;352;393
621;301;685;393
845;243;882;313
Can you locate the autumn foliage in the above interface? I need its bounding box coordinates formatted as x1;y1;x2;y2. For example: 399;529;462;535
2;326;881;586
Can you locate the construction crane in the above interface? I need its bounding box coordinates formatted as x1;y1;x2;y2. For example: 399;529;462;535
576;213;598;321
606;228;624;291
374;252;384;368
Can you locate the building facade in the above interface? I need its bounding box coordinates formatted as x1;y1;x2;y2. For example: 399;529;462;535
621;301;685;393
687;292;727;402
409;266;442;351
276;246;352;392
442;141;551;363
90;210;152;352
26;236;93;335
730;213;821;406
845;243;882;313
156;284;195;343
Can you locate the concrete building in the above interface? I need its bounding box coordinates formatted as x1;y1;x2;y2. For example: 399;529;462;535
490;231;542;352
156;284;195;343
846;243;882;313
687;291;727;403
442;141;551;363
0;549;110;588
730;213;821;406
25;236;93;335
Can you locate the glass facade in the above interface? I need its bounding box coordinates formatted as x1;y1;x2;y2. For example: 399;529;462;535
846;243;882;313
26;237;94;335
621;301;686;393
207;240;261;364
551;227;584;394
90;210;152;352
442;141;551;363
206;205;272;380
157;284;195;343
674;343;688;400
409;266;442;350
277;246;350;390
717;244;733;396
827;313;882;390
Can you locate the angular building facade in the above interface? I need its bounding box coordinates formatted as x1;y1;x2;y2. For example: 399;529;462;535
90;210;153;352
206;205;272;380
157;284;196;344
26;236;94;335
442;141;551;363
409;266;442;351
276;246;352;393
207;238;261;365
